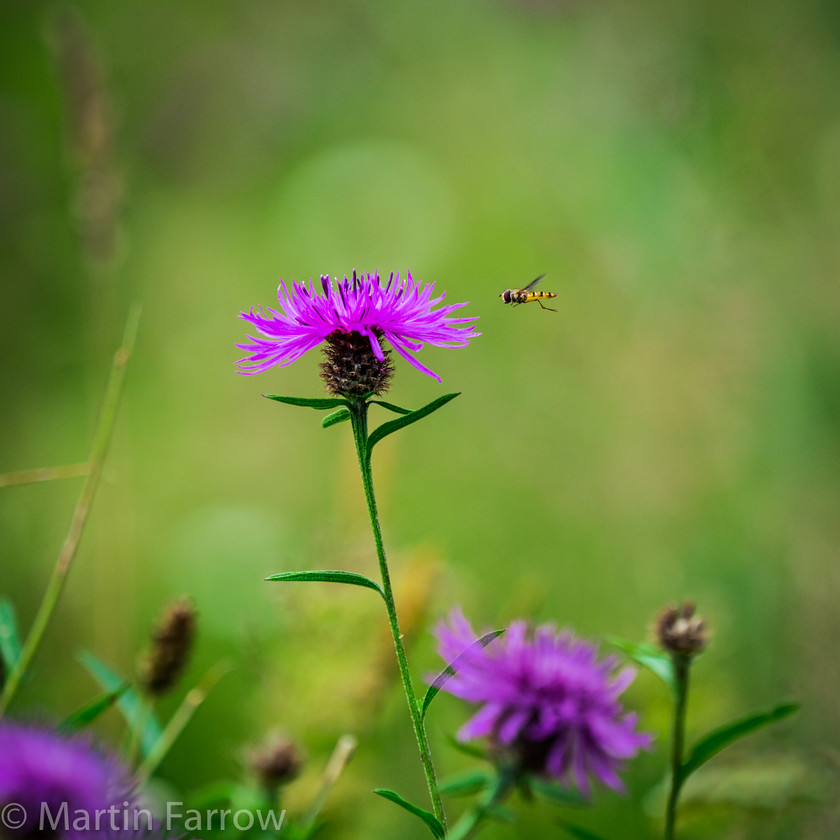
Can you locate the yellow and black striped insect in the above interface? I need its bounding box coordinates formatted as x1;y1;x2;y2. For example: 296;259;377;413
498;274;557;311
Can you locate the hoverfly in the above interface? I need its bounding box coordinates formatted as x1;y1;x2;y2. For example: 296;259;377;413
498;274;557;311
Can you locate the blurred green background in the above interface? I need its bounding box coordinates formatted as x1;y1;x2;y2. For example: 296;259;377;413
2;0;839;837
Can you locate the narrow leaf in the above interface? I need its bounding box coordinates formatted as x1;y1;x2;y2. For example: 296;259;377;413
445;733;489;760
486;803;514;823
0;600;22;674
368;393;460;452
263;394;348;410
681;702;800;781
373;789;445;839
529;778;589;808
439;771;493;798
561;824;611;840
369;399;412;415
59;685;128;733
266;570;385;600
607;637;676;693
421;629;503;720
78;651;162;757
321;408;351;428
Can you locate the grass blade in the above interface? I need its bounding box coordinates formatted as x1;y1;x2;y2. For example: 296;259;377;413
78;650;162;756
59;684;128;733
0;600;22;677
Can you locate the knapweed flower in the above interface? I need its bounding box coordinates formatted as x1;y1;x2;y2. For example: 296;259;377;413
0;720;136;838
432;610;652;796
236;270;479;395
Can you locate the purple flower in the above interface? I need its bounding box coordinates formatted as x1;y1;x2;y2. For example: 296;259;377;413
236;270;479;383
0;721;136;838
432;610;653;796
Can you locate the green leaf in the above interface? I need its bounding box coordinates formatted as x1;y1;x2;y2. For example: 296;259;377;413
439;771;493;798
367;393;460;453
529;778;589;808
59;684;128;733
486;803;514;823
675;753;828;809
369;399;412;415
321;408;351;428
607;637;676;693
421;629;503;721
264;394;349;410
266;570;385;600
445;733;489;761
373;789;445;839
78;651;162;757
681;702;800;782
0;599;22;675
561;824;611;840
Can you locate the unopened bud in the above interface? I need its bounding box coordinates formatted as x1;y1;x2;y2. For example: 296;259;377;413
139;599;197;696
247;735;303;794
655;601;708;657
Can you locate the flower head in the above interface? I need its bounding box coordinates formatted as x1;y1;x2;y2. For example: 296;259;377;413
655;601;708;657
246;734;304;796
432;610;652;796
139;598;197;697
236;270;479;392
0;720;135;838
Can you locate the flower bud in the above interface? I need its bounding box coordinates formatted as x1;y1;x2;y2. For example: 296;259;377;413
247;735;303;794
139;599;197;697
655;601;708;657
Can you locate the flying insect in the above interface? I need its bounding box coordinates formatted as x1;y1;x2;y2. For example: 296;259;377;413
498;274;557;311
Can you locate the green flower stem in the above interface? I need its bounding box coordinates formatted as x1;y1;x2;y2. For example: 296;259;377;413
664;654;691;840
347;398;446;830
0;305;140;717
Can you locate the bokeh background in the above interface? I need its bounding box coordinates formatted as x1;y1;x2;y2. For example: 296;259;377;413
2;0;839;837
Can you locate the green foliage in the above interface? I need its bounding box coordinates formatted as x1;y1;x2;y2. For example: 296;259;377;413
607;637;676;694
369;400;413;415
528;777;589;808
0;599;21;679
59;685;128;733
263;394;349;410
265;570;385;600
78;651;162;758
321;407;350;428
420;629;503;721
373;788;446;839
681;703;800;783
367;393;460;454
438;770;493;798
562;824;611;840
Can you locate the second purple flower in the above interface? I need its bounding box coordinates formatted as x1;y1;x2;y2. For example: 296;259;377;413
432;610;653;797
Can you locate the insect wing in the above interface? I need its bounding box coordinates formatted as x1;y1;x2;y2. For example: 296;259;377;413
522;274;547;294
